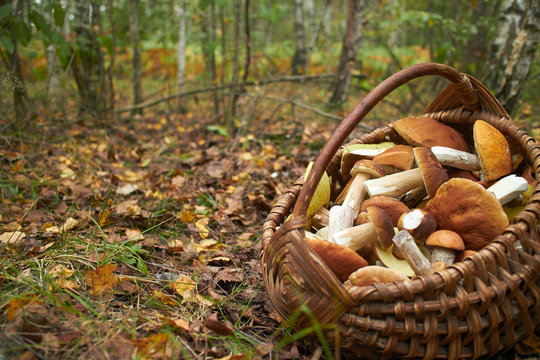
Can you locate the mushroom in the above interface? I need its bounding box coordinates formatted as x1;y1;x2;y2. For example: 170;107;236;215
305;232;368;282
397;208;437;244
374;241;414;277
424;178;509;251
331;206;394;251
345;265;408;287
360;196;409;227
372;145;415;173
430;146;480;171
311;207;329;230
363;147;448;198
473;120;512;181
425;230;465;266
340;142;396;182
392;230;434;276
393;116;470;152
328;161;385;240
486;174;529;206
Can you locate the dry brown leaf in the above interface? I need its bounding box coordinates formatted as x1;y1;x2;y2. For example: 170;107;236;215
134;332;169;359
204;312;233;336
85;264;118;297
0;231;26;244
125;228;144;240
215;268;243;284
171;175;185;187
116;183;139;195
3;222;22;231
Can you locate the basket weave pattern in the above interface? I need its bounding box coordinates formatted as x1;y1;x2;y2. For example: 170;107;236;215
261;63;540;359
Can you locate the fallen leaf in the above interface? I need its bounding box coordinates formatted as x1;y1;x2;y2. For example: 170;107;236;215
6;296;40;322
194;217;210;239
163;316;190;331
195;238;218;252
85;264;118;297
204;312;233;336
3;222;22;231
116;183;139;195
125;228;144;240
46;217;79;234
169;273;196;297
134;333;169;358
215;268;243;284
171;175;185;187
0;231;26;244
113;200;142;217
178;208;197;223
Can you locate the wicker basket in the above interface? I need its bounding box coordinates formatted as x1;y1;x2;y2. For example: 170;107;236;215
260;63;540;359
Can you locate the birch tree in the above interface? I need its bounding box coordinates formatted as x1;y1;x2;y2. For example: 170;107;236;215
484;0;540;116
329;0;363;106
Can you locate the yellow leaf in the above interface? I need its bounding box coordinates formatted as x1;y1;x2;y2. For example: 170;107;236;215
169;273;196;297
195;238;218;252
178;209;196;223
195;218;210;239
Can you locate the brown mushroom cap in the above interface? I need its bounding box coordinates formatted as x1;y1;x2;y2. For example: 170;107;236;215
473;120;512;181
397;208;437;243
350;159;386;178
367;206;395;249
413;147;449;198
305;236;368;282
361;197;409;226
425;230;465;251
424;178;509;251
393;116;470;152
372;145;415;171
347;265;408;287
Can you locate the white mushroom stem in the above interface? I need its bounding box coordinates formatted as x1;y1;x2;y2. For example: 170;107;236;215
487;174;529;205
392;230;434;276
431;247;455;266
430;146;480;171
363;168;424;197
342;173;370;212
331;221;376;251
327;205;356;242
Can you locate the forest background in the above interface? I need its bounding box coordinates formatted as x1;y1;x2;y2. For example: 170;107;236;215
1;0;539;359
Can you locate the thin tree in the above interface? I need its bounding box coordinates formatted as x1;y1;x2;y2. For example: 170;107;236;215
483;0;540;116
227;0;242;126
290;0;306;75
1;0;32;123
107;0;116;115
130;0;143;114
42;0;60;100
176;0;186;112
200;0;219;115
72;0;110;120
329;0;364;106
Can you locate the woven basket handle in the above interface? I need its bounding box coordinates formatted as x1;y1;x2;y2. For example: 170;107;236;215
292;62;479;218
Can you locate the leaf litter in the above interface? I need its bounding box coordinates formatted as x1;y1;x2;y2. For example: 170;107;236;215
0;97;351;359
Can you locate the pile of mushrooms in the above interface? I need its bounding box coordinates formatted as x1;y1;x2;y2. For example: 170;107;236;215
303;116;534;288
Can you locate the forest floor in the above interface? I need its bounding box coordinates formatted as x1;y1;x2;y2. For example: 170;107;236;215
1;79;539;359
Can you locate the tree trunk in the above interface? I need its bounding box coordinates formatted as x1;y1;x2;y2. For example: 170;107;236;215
291;0;307;75
130;0;143;114
305;0;330;73
43;0;60;100
73;0;110;121
107;0;116;115
329;0;363;106
176;0;186;112
484;0;540;116
227;0;242;126
3;0;31;123
200;0;219;115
